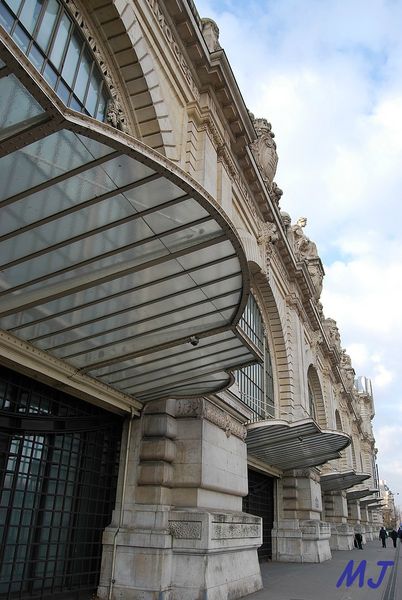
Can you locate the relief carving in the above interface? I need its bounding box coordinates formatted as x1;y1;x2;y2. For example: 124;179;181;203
175;399;247;440
169;520;202;539
257;220;279;272
65;0;128;131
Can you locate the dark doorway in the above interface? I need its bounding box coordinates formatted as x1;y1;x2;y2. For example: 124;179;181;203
243;468;274;560
0;366;122;599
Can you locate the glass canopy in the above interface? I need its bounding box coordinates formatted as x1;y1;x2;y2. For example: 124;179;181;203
246;419;351;470
0;32;260;404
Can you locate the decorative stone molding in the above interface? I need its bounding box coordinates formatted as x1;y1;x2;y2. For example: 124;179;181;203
64;0;128;132
216;144;260;225
175;398;247;440
211;522;260;539
169;520;202;539
310;331;324;356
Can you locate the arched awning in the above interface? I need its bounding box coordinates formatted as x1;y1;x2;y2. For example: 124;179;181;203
246;418;351;471
346;488;378;501
320;470;371;492
0;33;261;405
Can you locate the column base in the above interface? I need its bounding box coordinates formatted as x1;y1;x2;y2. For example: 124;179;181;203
98;508;262;600
329;523;354;550
272;519;331;562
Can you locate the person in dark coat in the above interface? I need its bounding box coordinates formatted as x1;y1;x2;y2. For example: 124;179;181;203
354;532;363;549
379;526;388;548
389;529;398;548
398;526;402;541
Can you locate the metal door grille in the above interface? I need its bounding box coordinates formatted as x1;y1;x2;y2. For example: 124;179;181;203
243;469;274;560
0;366;122;599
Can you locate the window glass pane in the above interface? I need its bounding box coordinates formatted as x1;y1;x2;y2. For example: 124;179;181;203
35;0;59;51
0;3;15;32
4;0;23;15
86;71;101;116
19;0;44;34
12;23;30;52
96;89;108;121
0;75;44;134
28;43;44;72
0;130;112;201
61;32;81;86
73;49;91;102
43;61;57;87
49;12;71;69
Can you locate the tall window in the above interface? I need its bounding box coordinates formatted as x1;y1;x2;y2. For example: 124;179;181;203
308;383;317;420
237;295;275;420
0;0;112;120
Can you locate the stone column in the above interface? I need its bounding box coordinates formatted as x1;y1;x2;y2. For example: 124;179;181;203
98;396;262;599
272;468;331;562
323;491;354;550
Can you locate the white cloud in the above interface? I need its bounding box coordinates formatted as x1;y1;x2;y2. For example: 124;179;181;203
195;0;402;500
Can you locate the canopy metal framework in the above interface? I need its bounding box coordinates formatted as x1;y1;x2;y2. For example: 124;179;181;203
246;418;351;471
0;32;261;404
320;470;371;493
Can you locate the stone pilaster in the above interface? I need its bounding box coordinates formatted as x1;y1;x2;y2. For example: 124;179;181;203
272;469;331;562
323;491;354;550
98;396;263;599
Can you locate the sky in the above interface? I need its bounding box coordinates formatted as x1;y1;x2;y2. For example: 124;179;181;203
196;0;402;508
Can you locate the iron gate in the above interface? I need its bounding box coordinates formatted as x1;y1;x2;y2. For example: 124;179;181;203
0;366;122;599
243;468;274;560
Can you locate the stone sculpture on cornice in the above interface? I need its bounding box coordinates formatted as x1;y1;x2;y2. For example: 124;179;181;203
250;116;283;206
323;318;342;353
201;18;221;52
340;349;356;392
257;220;279;272
291;217;324;299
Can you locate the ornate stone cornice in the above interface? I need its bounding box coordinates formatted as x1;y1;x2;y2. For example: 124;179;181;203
175;398;247;440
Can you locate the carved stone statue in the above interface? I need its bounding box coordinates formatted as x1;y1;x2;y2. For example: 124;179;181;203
257;220;279;271
201;18;221;52
107;99;128;133
323;318;342;353
340;349;355;391
271;181;283;206
291;217;318;260
250;118;278;185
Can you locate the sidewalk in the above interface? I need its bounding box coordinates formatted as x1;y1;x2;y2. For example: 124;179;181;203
246;540;401;600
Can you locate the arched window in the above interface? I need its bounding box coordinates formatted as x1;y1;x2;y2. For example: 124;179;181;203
335;409;343;431
237;295;275;420
308;382;317;420
0;0;112;120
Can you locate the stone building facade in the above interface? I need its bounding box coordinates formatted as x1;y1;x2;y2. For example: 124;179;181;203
0;0;381;598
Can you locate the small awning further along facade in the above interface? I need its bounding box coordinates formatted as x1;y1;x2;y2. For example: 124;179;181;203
246;418;351;471
320;471;371;493
346;488;378;501
0;33;261;405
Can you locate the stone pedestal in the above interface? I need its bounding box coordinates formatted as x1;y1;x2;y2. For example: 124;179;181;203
323;491;354;550
272;519;331;562
272;469;331;562
98;396;262;599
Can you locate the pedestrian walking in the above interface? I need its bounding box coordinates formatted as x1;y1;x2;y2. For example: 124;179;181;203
379;526;388;548
389;529;398;548
354;532;363;549
398;526;402;542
